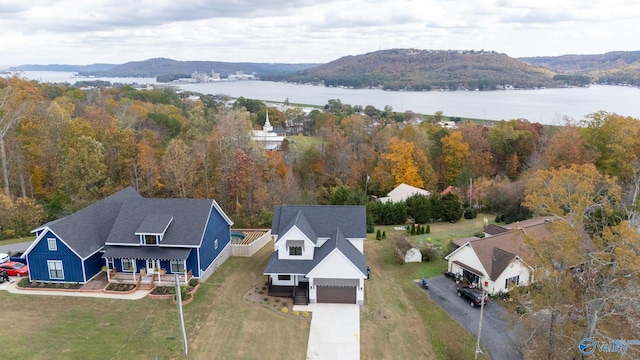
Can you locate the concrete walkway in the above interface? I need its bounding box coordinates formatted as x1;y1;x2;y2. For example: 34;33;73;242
1;279;149;300
295;303;360;360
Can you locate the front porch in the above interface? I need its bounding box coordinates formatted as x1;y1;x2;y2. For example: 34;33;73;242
107;269;193;289
268;284;309;305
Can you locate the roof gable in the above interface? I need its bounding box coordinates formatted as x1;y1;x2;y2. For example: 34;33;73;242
37;187;141;258
380;183;431;202
271;205;366;239
469;220;554;280
310;229;367;276
278;210;317;243
106;198;216;246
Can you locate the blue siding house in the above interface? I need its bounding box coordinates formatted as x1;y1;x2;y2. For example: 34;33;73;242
24;187;233;284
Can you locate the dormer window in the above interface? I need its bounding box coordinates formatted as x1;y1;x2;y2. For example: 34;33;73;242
135;214;173;246
144;235;158;245
286;240;304;256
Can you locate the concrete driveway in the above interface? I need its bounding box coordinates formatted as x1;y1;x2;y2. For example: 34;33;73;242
305;304;360;360
420;275;522;360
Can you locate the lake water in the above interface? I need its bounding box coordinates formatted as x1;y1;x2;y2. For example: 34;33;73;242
18;71;640;124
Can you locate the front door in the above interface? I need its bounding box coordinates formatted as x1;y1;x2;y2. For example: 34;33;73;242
146;259;160;273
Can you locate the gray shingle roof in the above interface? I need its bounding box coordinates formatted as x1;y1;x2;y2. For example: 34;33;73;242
105;198;215;246
271;205;366;238
33;187;230;259
45;187;142;259
264;222;368;277
135;214;174;235
280;210;317;244
313;228;367;276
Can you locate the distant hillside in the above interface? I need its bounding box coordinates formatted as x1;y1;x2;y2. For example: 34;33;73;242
79;58;319;78
7;63;117;72
264;49;559;90
520;51;640;86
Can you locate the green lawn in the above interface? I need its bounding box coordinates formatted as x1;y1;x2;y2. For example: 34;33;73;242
0;215;492;359
0;235;36;246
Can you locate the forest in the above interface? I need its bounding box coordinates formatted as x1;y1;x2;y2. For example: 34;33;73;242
2;74;640;358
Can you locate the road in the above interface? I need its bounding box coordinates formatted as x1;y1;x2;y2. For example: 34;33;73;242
0;241;32;254
418;275;523;360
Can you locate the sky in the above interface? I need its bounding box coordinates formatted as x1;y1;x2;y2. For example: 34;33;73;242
1;0;639;66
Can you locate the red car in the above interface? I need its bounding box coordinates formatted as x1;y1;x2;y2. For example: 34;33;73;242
0;261;29;277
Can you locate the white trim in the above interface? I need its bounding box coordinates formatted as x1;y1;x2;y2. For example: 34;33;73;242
103;242;198;248
23;228;84;260
212;200;234;226
47;238;57;251
307;248;367;278
47;260;64;280
444;242;471;260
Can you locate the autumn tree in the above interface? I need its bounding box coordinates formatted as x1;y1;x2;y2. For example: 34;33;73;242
457;122;494;178
440;131;470;186
0;76;42;196
382;137;424;188
517;164;640;359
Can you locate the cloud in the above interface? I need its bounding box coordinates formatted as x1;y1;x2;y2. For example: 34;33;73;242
0;0;638;65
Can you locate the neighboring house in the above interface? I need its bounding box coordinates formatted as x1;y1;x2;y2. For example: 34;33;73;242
252;111;285;150
378;183;431;203
24;187;233;284
263;205;368;305
445;217;554;295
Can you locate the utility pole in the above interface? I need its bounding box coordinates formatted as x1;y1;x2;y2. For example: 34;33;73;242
175;274;188;356
475;282;486;360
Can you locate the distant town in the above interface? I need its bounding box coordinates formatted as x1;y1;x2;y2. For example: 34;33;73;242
170;70;257;84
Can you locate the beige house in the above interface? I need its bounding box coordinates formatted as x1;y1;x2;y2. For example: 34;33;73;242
445;217;554;295
378;183;431;203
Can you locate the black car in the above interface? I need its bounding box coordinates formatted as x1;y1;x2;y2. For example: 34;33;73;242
457;286;487;308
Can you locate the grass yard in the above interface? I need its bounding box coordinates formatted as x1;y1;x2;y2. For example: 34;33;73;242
0;215;489;359
0;235;36;246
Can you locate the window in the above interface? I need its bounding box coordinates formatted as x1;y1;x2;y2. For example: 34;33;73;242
289;246;302;256
170;260;185;273
214;239;218;250
144;234;157;245
278;275;291;281
122;258;134;272
47;260;64;279
47;238;57;251
505;275;520;289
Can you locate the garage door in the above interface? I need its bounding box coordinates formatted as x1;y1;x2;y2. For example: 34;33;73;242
315;278;359;304
317;286;356;304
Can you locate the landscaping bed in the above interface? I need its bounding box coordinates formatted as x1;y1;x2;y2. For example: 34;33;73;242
104;283;136;292
17;278;82;290
243;282;311;320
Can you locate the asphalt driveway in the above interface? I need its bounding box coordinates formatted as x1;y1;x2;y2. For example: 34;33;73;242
419;275;522;360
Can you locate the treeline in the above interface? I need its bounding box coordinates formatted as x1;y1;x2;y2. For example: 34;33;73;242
269;48;561;90
1;75;640;239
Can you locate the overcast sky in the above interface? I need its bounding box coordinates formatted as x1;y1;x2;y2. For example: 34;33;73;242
1;0;639;66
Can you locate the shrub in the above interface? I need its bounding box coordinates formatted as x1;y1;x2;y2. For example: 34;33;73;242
263;297;269;302
463;207;477;219
293;310;300;316
302;311;309;317
473;231;486;238
376;229;381;240
188;278;199;287
281;307;289;314
382;231;386;239
282;302;288;307
422;247;439;262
